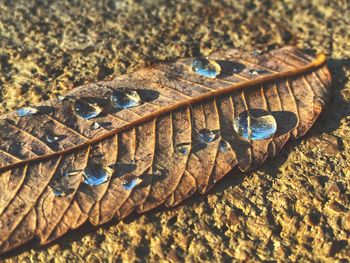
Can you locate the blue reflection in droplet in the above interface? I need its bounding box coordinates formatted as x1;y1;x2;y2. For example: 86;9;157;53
82;164;111;186
122;177;142;191
111;88;141;109
233;109;277;140
17;107;39;117
191;58;221;78
74;101;101;120
198;129;218;144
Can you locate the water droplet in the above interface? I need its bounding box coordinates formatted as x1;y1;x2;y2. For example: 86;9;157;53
82;164;112;186
233;109;277;140
90;122;100;130
45;134;59;143
152;167;168;179
122;177;142;191
198;129;218;143
17;107;39;117
74;101;102;120
51;187;74;197
176;143;191;155
111;88;141;109
65;170;82;177
219;140;230;152
248;69;268;75
251;49;262;57
191;58;221;78
57;95;66;101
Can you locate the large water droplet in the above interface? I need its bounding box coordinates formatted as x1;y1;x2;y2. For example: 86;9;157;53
111;88;141;109
74;101;102;120
17;107;39;117
191;58;221;78
82;164;112;186
198;129;219;143
122;177;142;191
233;109;277;140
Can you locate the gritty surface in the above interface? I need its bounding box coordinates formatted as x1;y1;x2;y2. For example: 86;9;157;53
0;0;350;262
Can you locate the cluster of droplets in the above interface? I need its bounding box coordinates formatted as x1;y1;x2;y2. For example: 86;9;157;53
24;52;278;198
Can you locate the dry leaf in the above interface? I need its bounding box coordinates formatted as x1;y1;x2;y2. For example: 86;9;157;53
0;46;331;254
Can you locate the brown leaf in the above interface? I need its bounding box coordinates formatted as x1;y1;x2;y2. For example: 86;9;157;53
0;46;331;254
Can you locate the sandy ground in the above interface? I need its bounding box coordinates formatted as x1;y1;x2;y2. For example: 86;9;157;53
0;0;350;261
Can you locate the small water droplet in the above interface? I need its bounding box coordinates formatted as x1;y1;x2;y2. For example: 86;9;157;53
233;109;277;140
152;167;167;179
17;107;39;117
74;101;102;120
82;164;111;186
111;88;141;109
65;170;82;177
251;49;262;57
57;95;66;101
45;134;59;143
176;143;191;155
90;122;100;130
219;140;230;152
191;58;221;78
248;69;268;75
51;187;74;197
122;177;142;191
198;129;218;143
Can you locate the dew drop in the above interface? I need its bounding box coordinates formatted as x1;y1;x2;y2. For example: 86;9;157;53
57;95;67;101
248;69;268;75
17;107;39;117
90;121;100;130
74;101;102;120
111;88;141;109
176;143;191;155
191;58;221;78
122;177;142;191
251;49;262;57
45;134;59;143
82;164;111;186
233;109;277;140
198;129;218;143
65;170;82;177
52;187;74;197
219;140;230;152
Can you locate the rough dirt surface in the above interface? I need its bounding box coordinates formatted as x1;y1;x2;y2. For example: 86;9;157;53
0;0;349;262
